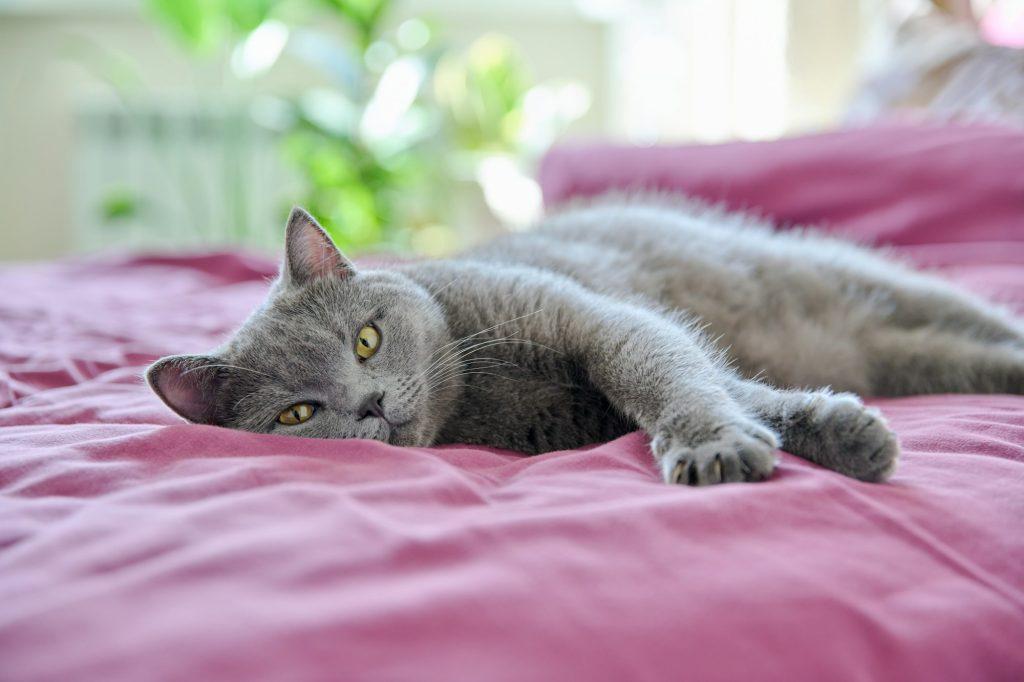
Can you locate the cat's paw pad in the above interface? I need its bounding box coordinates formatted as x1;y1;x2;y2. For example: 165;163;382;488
809;395;900;482
653;420;779;486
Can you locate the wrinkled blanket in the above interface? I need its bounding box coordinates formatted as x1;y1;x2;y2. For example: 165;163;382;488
2;123;1024;681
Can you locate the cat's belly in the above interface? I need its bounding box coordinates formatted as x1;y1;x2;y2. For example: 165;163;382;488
435;375;635;454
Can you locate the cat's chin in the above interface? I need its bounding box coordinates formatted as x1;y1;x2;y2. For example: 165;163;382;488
387;420;433;447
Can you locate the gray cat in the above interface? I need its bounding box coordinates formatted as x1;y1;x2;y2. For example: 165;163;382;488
147;195;1024;486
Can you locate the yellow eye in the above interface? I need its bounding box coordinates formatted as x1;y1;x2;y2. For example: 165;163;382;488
277;402;315;425
355;324;381;360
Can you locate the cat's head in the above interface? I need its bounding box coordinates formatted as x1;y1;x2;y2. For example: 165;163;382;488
146;208;454;446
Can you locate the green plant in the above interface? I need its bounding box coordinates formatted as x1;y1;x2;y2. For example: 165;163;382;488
142;0;586;254
147;0;282;53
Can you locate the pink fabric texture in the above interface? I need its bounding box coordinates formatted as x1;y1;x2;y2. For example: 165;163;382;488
3;123;1024;681
540;123;1024;246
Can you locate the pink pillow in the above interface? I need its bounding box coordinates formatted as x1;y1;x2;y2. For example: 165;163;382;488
539;123;1024;246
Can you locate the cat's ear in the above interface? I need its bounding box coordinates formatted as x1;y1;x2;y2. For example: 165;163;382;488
146;355;225;425
283;207;356;285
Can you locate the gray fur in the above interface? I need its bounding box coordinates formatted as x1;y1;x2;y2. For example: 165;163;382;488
148;196;1024;486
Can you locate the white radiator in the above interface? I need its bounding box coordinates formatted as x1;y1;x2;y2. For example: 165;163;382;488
73;99;298;253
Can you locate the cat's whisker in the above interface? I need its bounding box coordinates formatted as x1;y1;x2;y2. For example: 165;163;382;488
417;309;546;379
430;370;522;387
429;357;515;376
428;371;521;393
422;343;537;392
417;337;506;382
420;338;524;384
424;361;517;391
431;336;521;367
419;331;519;379
182;363;272;379
231;389;266;415
425;336;553;384
427;275;462;298
415;332;524;383
449;336;559;362
441;309;544;353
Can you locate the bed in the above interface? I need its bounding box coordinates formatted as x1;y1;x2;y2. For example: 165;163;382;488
2;123;1023;681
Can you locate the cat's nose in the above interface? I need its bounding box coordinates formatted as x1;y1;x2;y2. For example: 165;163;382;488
356;391;386;421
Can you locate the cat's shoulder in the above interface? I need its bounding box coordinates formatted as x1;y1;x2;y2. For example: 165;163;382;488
397;257;560;300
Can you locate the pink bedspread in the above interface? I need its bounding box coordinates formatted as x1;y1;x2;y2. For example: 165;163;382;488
3;123;1024;681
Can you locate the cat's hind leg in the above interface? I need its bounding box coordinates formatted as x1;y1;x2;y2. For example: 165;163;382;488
883;275;1024;346
863;328;1024;395
727;378;900;482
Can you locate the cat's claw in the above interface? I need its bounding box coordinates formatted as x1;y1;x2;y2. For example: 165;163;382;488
670;459;697;485
655;420;779;486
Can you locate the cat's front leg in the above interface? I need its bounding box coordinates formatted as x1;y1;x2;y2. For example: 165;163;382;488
427;264;782;486
553;291;781;486
650;411;779;485
488;269;780;485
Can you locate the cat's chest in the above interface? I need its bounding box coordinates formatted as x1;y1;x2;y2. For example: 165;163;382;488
436;364;634;454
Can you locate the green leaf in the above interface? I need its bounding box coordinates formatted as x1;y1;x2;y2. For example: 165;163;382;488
434;34;531;151
317;0;391;43
146;0;224;53
224;0;278;33
100;188;141;222
308;146;357;186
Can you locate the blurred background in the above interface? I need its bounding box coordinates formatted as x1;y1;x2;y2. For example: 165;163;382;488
1;0;1022;261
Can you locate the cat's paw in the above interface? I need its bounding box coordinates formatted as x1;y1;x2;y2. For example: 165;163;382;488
796;394;900;482
652;419;779;486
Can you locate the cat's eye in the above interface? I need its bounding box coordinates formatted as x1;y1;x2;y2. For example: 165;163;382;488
277;402;315;425
355;324;381;360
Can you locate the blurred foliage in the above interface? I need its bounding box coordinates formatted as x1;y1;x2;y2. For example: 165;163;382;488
147;0;279;52
435;34;531;152
141;0;584;254
100;188;142;222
